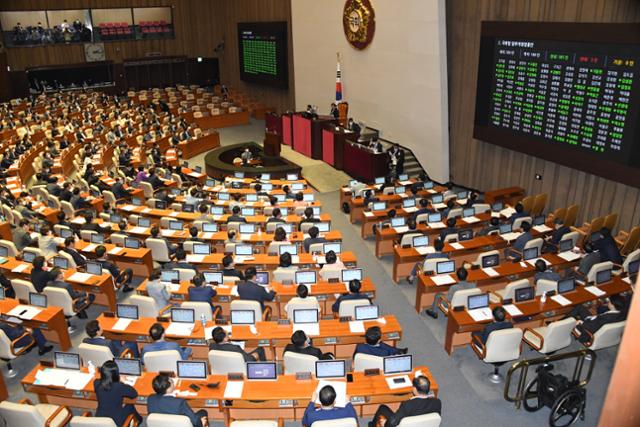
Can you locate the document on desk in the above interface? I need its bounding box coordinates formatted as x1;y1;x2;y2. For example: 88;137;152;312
186;254;206;263
112;318;132;331
558;251;582;262
462;216;480;224
224;381;244;399
415;246;435;256
168;283;182;293
294;323;320;337
503;304;523;317
11;264;29;273
385;375;412;390
491;212;501;218
315;380;347;407
169;212;180;217
292;255;300;264
108;247;124;255
468;307;493;322
403;207;417;214
165;322;194;337
533;224;552;233
500;232;522;242
482;267;500;277
433;203;447;210
121;205;136;211
201;232;214;239
68;272;94;283
231;286;239;297
161;230;176;237
363;212;375;218
394;226;409;234
500;207;517;217
83;244;97;253
450;242;465;250
399;180;413;186
142;208;153;213
349;321;365;334
585;286;606;297
428;222;446;229
8;305;42;320
64;371;94;390
431;274;456;286
551;294;572;307
129;226;148;234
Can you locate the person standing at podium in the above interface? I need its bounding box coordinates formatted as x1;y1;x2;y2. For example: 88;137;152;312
241;148;252;165
330;102;339;119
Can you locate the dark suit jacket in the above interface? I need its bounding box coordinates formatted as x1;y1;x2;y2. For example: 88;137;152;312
332;292;371;313
439;227;457;242
188;286;217;307
551;225;571;245
386;397;442;427
164;261;198;271
593;236;623;264
147;394;202;427
83;336;121;357
509;211;529;223
237;281;276;310
209;341;255;362
223;268;244;280
94;380;138;427
227;214;247;224
354;342;403;357
479;321;513;344
62;247;87;267
31;268;56;293
283;343;323;360
303;237;327;252
149;175;163;190
577;311;625;343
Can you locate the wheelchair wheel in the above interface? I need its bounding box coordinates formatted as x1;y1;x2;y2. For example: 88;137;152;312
549;389;584;427
523;377;544;412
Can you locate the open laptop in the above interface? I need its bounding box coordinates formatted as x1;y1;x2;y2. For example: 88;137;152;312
230;310;255;325
355;305;379;321
295;270;317;285
481;254;500;268
384;354;412;376
203;271;223;285
247;362;277;380
86;261;103;276
29;292;47;308
595;269;612;285
341;268;363;283
116;304;139;320
436;260;455;275
293;308;319;325
52;256;69;270
171;308;195;324
315;360;346;378
161;270;180;283
323;242;342;254
557;278;576;294
193;243;211;255
515;286;535;302
177;361;208;380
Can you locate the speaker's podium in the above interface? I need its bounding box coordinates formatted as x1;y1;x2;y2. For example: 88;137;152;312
263;131;281;157
292;113;336;160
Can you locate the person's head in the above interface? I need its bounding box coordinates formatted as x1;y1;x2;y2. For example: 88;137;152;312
199;204;208;214
212;326;227;343
189;226;198;238
274;227;287;242
492;306;506;322
19;219;29;230
95;245;107;258
610;294;627;312
535;259;547;273
85;319;102;338
419;198;429;208
296;284;308;299
387;209;397;219
521;221;531;233
433;238;444;252
583;241;594;253
515;203;524;213
222;254;234;268
308;226;319;239
490;217;500;226
245;267;257;280
447;217;456;228
469;192;478;202
149;269;162;281
412;375;431;396
32;255;45;269
365;326;382;345
150;225;160;237
325;250;337;265
446;199;455;209
304;207;313;218
283;185;290;194
98;360;120;391
152;373;173;395
149;323;165;341
348;278;361;294
319;385;337;408
64;236;75;248
407;218;417;230
456;267;468;281
174;247;186;261
279;252;292;268
294;192;303;202
56;211;66;223
291;330;309;347
232;206;241;215
272;208;282;219
600;227;611;238
554;218;564;229
83;212;93;224
227;229;236;241
192;273;204;288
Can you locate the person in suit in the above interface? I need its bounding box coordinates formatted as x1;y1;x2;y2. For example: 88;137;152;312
550;218;571;246
83;320;139;358
504;221;533;261
222;255;244;280
477;217;501;236
13;219;36;251
426;267;475;319
369;375;441;427
142;323;192;361
237;267;276;310
164;248;198;272
533;259;561;284
368;138;383;153
509;202;529;223
111;177;132;200
284;330;334;360
0;321;52;355
267;208;284;224
439;217;458;242
472;306;513;344
302;385;358;427
575;242;601;278
330;102;339;119
93;361;142;426
148;168;164;190
58;182;73;202
188;273;221;317
332;279;371;314
209;326;266;361
572;294;628;343
407;238;449;284
363;190;378;207
303;226;327;252
150;225;177;256
411;199;434;222
46;268;94;317
441;199;457;220
354;326;407;357
81;213;107;234
187;226;205;243
592;227;623;264
284;284;320;319
70;187;91;210
30;256;57;293
347;118;361;134
240;148;252;165
37;225;58;259
147;373;208;427
95;245;134;292
61;236;87;267
227;205;247;224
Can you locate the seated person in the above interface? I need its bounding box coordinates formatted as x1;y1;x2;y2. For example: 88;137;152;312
304;226;327;252
363;190;378;207
13;219;36;251
0;321;53;356
227;206;246;223
411;198;434;222
141;323;192;361
37;225;58;259
294;192;307;208
472;306;513;344
354;326;406;357
222;254;244;280
147;373;208;427
302;385;357;427
320;250;345;275
300;207;319;225
272;227;290;243
237;267;276;311
592;227;623;265
426;267;475;319
187;226;205;243
533;259;561;284
442;199;456;219
61;236;87;267
209;326;266;361
83;320;139;358
267;208;284;224
284;330;334;360
504;221;533;261
46;267;95;318
188;273;221;317
30;256;57;293
572;294;628;344
95;245;134;292
438;217;458;242
509;202;529;223
275;252;297;272
369;375;441;427
546;218;571;249
145;269;172;311
407;238;448;284
164;247;198;271
477;217;501;236
332;279;371;314
149;225;177;256
284;285;320;315
575;242;601;279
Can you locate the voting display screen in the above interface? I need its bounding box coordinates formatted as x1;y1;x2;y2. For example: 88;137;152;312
238;21;288;88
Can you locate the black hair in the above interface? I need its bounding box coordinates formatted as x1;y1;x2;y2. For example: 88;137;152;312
279;252;292;267
98;360;120;391
319;385;337;407
95;245;107;257
535;259;547;273
192;273;204;287
212;326;226;343
175;247;186;260
515;203;524;213
149;323;165;341
245;267;256;279
32;255;45;269
456;267;468;281
446;217;456;227
493;306;506;322
296;284;308;298
325;250;337;264
291;330;307;347
433;239;444;252
223;254;233;267
152;373;172;395
85;320;100;338
308;226;319;238
349;279;362;293
521;221;532;232
413;375;431;395
365;326;382;345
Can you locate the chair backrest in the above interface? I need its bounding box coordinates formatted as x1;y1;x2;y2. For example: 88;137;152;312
531;193;548;216
175;268;197;282
43;287;76;316
308;242;325;254
353;353;384;372
562;231;580;249
273;269;296;283
110;233;127;247
421;257;450;274
564;204;580;227
146;413;193;427
535;279;557;296
338;298;371;318
552;207;567;223
540;317;577;353
620;226;640;256
483;328;523;363
229;421;278;427
140;181;154;198
57;250;77;269
603;213;618;232
23;247;44;259
80;230;98;241
523;238;543;253
300;222;316;233
400;233;424;247
474;250;500;267
448;288;481;309
398;413;442;427
415;213;429;224
70;416;118;427
622;249;640;273
447;208;463;220
145;238;172;263
61;201;75;218
311;419;358;427
285;298;320;320
182;301;213;321
521;196;534;214
159;217;174;229
588;216;606;235
473;204;491;215
589;321;626;350
0;239;18;257
513;216;533;230
11;279;36;302
209;349;247;375
143;349;181;373
230;300;262;322
227;222;242;232
127;294;161;317
283;351;318;374
78;342;114;367
0;401;46;426
500;279;530;301
0;329;18;359
586;261;614;283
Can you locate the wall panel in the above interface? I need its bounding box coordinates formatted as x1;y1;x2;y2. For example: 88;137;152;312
446;0;640;232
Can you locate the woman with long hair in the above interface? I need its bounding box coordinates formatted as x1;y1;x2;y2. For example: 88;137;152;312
94;360;142;426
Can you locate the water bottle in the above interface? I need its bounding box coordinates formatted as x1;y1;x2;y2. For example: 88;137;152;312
200;313;206;328
87;360;96;376
541;291;547;304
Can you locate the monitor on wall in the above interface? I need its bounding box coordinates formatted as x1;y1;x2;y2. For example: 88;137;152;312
237;21;288;89
473;22;640;187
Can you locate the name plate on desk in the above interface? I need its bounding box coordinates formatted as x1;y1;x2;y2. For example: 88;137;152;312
350;396;366;404
219;296;231;303
72;390;85;398
228;373;244;381
279;399;294;407
295;372;312;381
136;335;149;342
316;295;328;301
258;339;270;347
205;399;219;407
187;339;206;345
324;337;338;345
137;396;147;403
386;332;400;340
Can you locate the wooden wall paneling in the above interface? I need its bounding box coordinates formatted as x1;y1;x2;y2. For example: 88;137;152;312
446;0;640;233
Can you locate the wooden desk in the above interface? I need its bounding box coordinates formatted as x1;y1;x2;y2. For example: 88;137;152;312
484;186;525;206
343;142;389;183
22;365;437;423
74;240;154;278
178;252;357;271
0;298;72;351
180;132;221;159
443;277;631;354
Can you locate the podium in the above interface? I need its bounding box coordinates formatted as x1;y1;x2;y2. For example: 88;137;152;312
263;131;281;157
292;113;336;160
321;124;356;170
343;141;389;182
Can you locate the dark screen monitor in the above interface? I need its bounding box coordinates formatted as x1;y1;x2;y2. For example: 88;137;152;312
458;229;473;241
533;215;546;226
155;201;167;209
169;221;183;231
499;223;512;234
515;287;535;302
558;278;576;294
559;239;573;252
59;228;73;238
523;247;539;261
138;217;151;227
492;202;504;211
255;271;269;285
482;254;500;268
246;362;278;380
595;269;612;285
431;194;443;204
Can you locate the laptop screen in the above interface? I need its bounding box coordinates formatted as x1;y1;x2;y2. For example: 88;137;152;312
279;244;297;256
315;360;346;378
341;268;363;282
629;260;640;276
533;215;546;226
293;309;319;324
203;271;223;284
316;222;330;232
205;179;216;187
0;246;7;257
23;251;36;263
491;202;504;211
55;352;81;370
355;305;379;321
499;223;512;234
86;261;103;276
303;193;314;202
240;224;256;234
372;202;386;212
234;172;245;179
138;217;151;227
124;238;140;249
424;181;434;189
287;174;298;181
557;278;576;294
398;174;409;181
59;228;73;239
263;184;274;192
279;223;293;233
241;207;255;216
428;213;442;223
274;194;285;202
515;287;535;302
116;304;139;319
235;245;253;256
0;287;4;300
231;310;255;325
458;229;473;241
247;362;277;380
395;186;406;195
53;256;69;269
457;191;468;200
375;177;385;184
463;208;475;218
391;217;406;227
255;271;269;285
261;173;271;180
595;269;612;285
177;361;207;379
182;204;195;213
412;235;429;247
323;243;341;254
384;354;412;375
202;222;218;232
295;270;317;285
29;292;47;308
403;198;416;208
210;206;224;215
161;270;179;282
291;183;304;191
468;294;489;310
218;192;230;201
431;194;443;204
171;308;195;324
482;254;500;268
246;194;258;202
559;239;573;252
436;260;455;275
114;358;142;376
169;221;183;231
90;233;105;244
132;197;142;206
523;247;539;261
193;243;210;255
155;201;167;209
